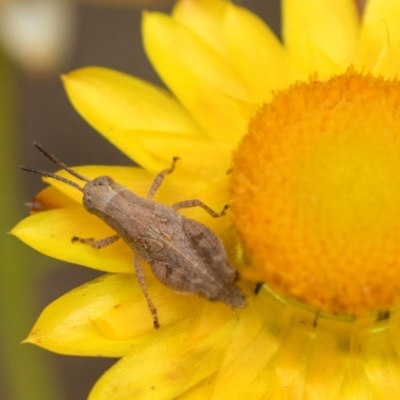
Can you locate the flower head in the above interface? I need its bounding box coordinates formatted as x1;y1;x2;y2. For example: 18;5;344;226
232;71;400;315
11;0;400;398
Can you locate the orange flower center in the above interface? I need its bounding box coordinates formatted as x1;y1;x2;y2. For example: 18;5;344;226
230;70;400;315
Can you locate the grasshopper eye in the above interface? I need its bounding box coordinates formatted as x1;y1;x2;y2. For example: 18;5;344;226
83;193;93;211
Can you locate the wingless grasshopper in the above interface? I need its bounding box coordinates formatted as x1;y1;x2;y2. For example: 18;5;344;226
22;143;245;328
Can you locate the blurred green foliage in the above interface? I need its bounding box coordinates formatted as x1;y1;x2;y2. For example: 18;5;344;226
0;51;63;400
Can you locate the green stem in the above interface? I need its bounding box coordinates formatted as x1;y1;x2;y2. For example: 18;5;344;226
0;52;64;400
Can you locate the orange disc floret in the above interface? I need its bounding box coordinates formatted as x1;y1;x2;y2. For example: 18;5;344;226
231;70;400;315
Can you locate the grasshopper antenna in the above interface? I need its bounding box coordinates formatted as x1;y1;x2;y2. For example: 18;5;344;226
33;142;89;183
20;142;90;192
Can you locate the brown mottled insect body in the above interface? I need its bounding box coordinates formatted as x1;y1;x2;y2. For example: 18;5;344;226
22;143;245;329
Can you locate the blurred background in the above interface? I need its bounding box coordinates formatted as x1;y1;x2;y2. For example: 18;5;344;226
0;0;281;399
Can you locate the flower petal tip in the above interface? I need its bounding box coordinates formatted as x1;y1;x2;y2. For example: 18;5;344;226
21;333;37;345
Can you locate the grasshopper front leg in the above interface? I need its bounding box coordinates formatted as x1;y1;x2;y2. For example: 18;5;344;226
71;234;120;249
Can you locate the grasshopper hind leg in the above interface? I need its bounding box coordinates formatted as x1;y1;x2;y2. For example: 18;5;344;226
134;254;160;329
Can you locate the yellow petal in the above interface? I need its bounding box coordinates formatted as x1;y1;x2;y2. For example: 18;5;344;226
224;3;294;103
24;273;182;356
62;67;201;169
177;381;216;400
282;0;359;77
175;178;232;233
12;207;133;273
37;165;210;206
211;289;283;398
361;316;400;398
40;165;157;204
355;0;400;77
176;378;217;400
173;0;228;56
96;271;248;341
38;165;164;203
370;27;392;77
89;301;236;400
132;130;231;181
26;185;78;213
94;278;205;339
212;286;400;399
143;11;249;145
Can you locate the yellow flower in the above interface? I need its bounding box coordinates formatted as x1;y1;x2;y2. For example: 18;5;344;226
11;0;400;399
